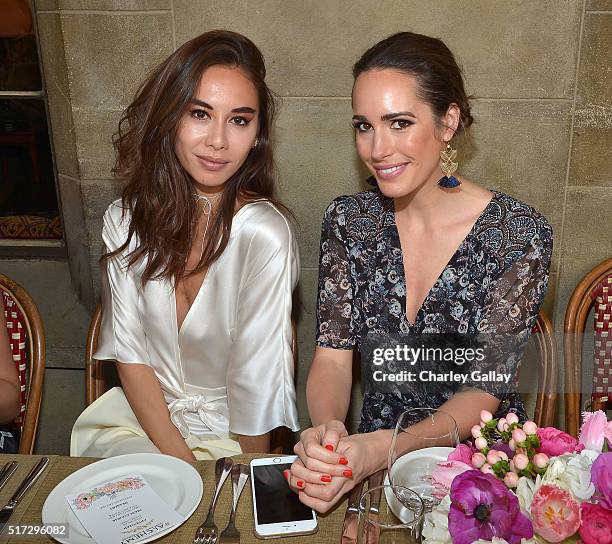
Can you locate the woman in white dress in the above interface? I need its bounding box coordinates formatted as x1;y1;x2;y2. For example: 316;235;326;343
71;30;300;462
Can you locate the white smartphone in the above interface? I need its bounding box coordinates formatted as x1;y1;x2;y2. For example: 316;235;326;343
250;455;318;539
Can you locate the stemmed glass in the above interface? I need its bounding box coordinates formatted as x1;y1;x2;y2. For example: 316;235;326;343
357;484;424;544
388;408;460;511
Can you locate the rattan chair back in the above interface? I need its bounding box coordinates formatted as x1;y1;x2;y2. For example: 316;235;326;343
564;257;612;437
531;310;558;428
0;273;45;454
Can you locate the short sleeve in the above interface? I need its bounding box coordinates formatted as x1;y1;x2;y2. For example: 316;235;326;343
315;199;356;349
226;207;300;435
94;202;150;366
464;220;553;399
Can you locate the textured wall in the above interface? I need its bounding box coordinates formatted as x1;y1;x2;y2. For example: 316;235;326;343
34;0;611;433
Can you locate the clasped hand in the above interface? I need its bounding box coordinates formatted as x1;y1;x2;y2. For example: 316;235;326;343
286;420;380;513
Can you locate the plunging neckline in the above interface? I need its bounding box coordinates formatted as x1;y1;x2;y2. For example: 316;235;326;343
393;191;498;327
174;200;264;336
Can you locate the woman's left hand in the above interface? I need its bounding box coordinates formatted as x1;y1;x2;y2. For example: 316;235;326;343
287;430;390;513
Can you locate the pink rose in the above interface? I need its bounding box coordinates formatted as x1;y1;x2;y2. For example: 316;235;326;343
536;427;581;456
580;411;612;453
530;484;581;542
431;460;472;499
448;443;477;465
579;502;612;544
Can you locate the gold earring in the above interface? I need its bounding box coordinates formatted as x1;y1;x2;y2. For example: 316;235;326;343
252;138;259;148
438;142;461;188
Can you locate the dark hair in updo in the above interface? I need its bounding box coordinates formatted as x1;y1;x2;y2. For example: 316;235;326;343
353;32;473;135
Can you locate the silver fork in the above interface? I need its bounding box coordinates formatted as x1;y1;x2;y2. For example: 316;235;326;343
193;457;233;544
219;464;249;543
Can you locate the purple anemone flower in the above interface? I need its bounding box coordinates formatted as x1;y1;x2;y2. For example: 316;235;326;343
591;452;612;510
449;470;533;544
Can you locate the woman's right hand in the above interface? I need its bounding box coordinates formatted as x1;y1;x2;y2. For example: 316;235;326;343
291;420;351;480
287;428;391;513
117;362;197;463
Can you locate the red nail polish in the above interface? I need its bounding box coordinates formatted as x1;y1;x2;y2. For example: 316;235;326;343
339;456;349;465
282;470;289;480
343;469;353;478
325;444;334;451
297;480;304;488
321;474;332;483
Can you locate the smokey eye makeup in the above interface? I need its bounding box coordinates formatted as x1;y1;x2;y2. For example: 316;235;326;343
230;116;253;126
351;120;372;132
190;108;210;120
390;119;414;129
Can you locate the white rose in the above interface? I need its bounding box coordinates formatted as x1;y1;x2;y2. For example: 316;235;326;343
541;452;595;500
579;448;600;463
516;476;537;512
422;495;451;544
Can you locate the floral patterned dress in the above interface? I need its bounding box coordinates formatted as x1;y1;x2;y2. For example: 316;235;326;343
315;188;553;433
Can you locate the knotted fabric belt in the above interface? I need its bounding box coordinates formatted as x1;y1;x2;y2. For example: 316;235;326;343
168;391;229;439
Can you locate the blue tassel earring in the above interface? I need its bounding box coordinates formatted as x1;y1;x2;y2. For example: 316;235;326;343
437;142;461;188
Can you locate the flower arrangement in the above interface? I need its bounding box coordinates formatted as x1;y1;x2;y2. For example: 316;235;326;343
72;476;145;510
422;410;612;544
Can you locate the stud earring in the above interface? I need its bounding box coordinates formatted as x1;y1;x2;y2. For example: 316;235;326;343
252;138;259;148
437;142;461;188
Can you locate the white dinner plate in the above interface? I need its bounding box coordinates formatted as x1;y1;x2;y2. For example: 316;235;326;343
42;453;203;544
385;446;454;521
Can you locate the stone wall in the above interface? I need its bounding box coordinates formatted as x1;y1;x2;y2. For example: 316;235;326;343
34;0;611;433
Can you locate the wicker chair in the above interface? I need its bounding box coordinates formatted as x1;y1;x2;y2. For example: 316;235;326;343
530;311;558;427
0;273;45;454
85;304;297;454
564;257;612;437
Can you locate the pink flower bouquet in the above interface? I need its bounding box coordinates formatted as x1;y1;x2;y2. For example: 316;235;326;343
422;410;612;544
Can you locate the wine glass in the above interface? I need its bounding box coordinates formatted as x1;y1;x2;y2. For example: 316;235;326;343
388;408;460;511
357;484;424;544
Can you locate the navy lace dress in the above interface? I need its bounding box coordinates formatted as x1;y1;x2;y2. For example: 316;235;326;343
315;188;553;433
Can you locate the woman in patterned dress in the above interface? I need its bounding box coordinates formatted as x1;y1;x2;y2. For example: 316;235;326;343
287;32;552;512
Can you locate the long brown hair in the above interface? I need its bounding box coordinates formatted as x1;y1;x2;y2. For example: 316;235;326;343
107;30;286;283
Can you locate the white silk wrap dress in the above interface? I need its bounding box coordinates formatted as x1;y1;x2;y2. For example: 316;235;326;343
70;198;300;460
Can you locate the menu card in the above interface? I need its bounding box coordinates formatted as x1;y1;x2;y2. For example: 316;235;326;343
65;473;183;544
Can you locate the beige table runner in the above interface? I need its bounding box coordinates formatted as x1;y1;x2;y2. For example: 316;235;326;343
1;454;347;543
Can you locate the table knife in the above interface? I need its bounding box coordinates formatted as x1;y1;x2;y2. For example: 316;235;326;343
0;457;49;535
0;462;18;493
340;479;365;544
364;470;385;544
